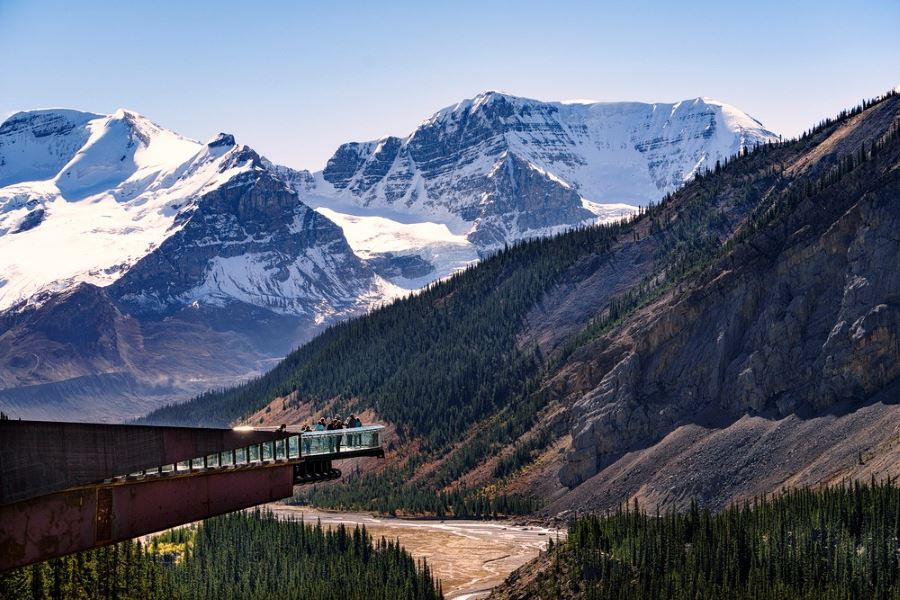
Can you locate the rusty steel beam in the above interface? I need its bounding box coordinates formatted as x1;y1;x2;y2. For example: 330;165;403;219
0;419;292;505
0;464;295;571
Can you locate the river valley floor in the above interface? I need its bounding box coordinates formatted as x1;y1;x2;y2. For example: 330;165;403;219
266;505;566;599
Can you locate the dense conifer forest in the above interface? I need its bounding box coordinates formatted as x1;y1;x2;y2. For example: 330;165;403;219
496;480;900;599
142;216;636;441
296;466;540;517
0;510;442;600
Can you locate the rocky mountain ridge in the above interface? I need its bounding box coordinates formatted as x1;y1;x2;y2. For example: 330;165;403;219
0;110;391;420
550;97;900;509
307;92;777;249
0;92;778;421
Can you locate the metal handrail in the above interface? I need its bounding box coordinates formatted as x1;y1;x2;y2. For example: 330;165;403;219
300;425;383;437
116;425;384;481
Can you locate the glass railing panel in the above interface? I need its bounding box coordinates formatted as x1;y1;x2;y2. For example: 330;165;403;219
107;427;384;482
299;426;384;456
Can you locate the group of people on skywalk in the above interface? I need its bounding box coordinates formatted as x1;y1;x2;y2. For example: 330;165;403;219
300;414;363;432
298;414;364;454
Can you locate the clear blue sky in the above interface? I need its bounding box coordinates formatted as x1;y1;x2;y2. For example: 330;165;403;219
2;0;897;170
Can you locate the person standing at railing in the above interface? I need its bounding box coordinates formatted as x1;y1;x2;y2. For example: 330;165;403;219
327;417;344;453
313;418;328;453
301;424;312;455
348;414;362;446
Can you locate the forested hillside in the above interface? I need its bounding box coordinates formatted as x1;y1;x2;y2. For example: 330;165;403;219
490;480;900;599
142;220;636;443
143;90;900;516
0;510;442;599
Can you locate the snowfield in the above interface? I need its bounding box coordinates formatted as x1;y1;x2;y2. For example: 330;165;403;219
0;92;778;320
0;109;218;310
311;92;777;220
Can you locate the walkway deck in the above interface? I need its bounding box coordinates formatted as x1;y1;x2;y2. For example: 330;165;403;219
0;420;385;571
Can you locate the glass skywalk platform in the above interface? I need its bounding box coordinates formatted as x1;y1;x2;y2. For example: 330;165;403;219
122;425;384;480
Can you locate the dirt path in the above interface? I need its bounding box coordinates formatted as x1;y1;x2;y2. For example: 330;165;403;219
266;505;565;599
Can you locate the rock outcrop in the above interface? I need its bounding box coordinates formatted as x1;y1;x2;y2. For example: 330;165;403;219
112;147;377;320
553;95;900;494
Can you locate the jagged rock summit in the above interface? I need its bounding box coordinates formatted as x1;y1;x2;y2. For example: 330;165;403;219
306;91;777;248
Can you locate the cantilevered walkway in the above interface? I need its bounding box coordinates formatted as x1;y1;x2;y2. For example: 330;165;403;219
0;419;384;571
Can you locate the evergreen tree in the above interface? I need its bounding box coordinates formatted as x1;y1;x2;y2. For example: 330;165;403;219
0;510;443;600
510;480;900;599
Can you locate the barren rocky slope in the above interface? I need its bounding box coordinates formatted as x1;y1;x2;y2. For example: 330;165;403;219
539;94;900;512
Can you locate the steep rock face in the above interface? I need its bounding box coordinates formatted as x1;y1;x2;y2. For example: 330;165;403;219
314;92;777;249
112;145;379;320
556;102;900;490
263;159;316;193
0;284;129;381
468;152;594;246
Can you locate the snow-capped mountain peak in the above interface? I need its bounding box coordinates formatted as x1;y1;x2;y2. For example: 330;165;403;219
0;111;280;311
0;108;405;422
311;92;778;251
417;89;517;127
0;95;780;316
52;109;201;200
0;109;102;188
